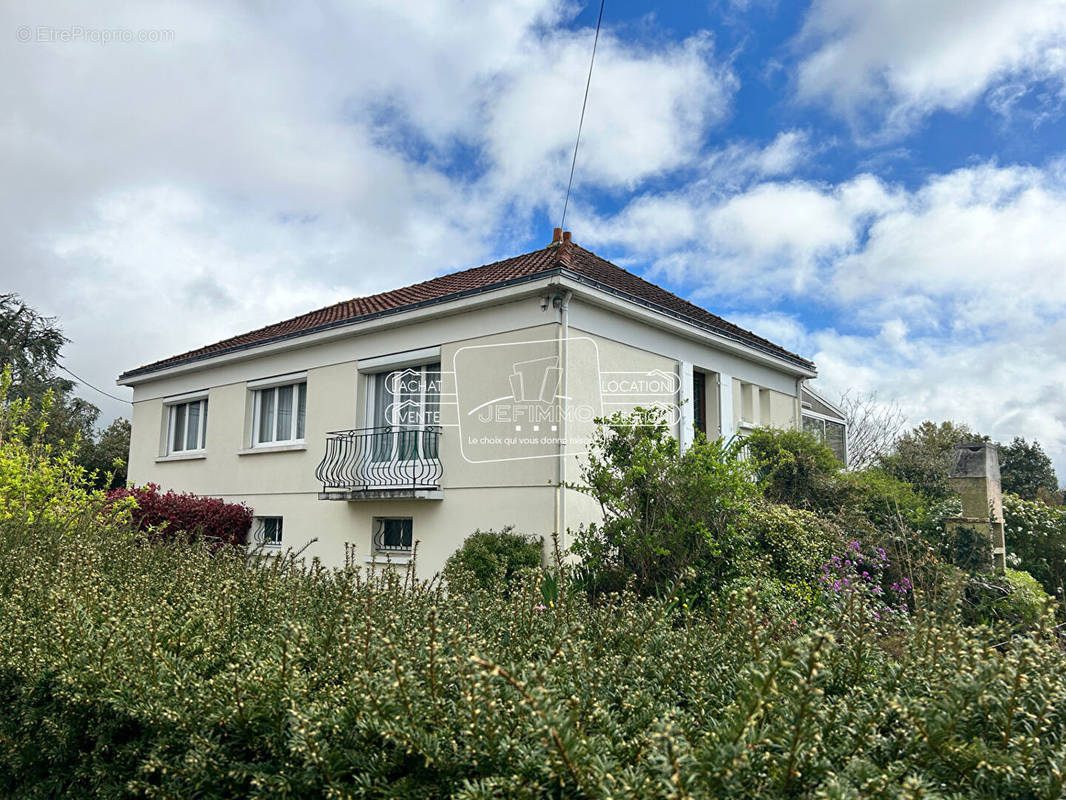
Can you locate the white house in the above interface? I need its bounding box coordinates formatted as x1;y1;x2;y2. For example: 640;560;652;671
119;229;825;576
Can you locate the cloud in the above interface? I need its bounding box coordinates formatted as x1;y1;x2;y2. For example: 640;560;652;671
0;0;736;425
585;170;901;296
730;310;1066;481
795;0;1066;136
589;159;1066;480
703;130;814;187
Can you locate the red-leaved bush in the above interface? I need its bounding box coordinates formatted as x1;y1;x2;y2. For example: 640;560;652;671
107;484;252;548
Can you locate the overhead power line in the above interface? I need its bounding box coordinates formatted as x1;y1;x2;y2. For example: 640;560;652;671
559;0;606;232
58;362;131;404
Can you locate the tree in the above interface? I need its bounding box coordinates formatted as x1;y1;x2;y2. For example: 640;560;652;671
0;293;99;448
81;417;131;490
878;420;987;499
999;437;1059;502
838;390;906;470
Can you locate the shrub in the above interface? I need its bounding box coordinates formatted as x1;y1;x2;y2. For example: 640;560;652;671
106;483;252;548
0;368;104;528
1004;492;1066;598
570;408;758;600
839;468;931;531
743;427;842;510
443;527;543;593
3;517;1066;798
744;500;843;590
819;540;913;618
965;569;1052;630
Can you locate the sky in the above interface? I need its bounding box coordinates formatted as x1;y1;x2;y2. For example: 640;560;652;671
3;0;1066;482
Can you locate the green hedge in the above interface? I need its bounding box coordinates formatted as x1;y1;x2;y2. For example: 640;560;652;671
2;518;1066;798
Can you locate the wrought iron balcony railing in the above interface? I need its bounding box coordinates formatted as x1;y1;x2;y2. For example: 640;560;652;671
315;426;443;493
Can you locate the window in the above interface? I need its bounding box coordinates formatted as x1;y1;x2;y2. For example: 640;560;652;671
692;370;706;436
373;517;413;554
368;363;440;461
802;414;847;466
253;381;307;445
167;398;207;453
252;516;283;548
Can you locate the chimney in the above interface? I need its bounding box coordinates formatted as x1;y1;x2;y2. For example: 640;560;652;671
551;227;563;244
562;231;572;244
945;441;1007;573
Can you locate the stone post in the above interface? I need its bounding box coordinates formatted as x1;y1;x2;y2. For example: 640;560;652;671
944;441;1006;573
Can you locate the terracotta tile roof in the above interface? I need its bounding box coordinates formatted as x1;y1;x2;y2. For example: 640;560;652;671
119;239;813;380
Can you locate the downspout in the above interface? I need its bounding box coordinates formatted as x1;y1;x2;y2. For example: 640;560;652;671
795;376;806;430
555;289;573;557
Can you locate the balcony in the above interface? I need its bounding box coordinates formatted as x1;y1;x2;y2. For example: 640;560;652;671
315;426;443;501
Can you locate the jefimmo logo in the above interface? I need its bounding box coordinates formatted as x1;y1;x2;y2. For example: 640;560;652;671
452;337;679;463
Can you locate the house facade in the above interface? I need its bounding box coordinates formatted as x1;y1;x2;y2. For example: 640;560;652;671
119;230;819;576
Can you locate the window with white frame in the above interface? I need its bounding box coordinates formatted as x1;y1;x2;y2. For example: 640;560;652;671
252;516;283;548
367;363;440;461
373;517;413;554
167;397;208;453
252;380;307;445
803;414;847;466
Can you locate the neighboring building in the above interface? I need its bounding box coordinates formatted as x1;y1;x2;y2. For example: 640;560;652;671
119;229;818;576
801;386;848;466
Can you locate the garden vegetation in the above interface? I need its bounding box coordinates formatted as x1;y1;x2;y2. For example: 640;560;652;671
2;380;1066;798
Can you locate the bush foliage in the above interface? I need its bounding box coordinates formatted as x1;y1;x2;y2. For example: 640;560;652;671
570;409;765;600
1004;493;1066;598
3;518;1066;799
743;426;842;509
4;379;1066;797
107;483;253;548
442;526;544;593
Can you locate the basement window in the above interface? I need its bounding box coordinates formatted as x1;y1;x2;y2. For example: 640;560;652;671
373;517;413;555
252;516;283;548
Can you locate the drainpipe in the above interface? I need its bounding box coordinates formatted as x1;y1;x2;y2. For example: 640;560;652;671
795;376;805;430
553;289;573;557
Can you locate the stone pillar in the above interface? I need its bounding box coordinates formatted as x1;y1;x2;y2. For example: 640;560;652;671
944;441;1007;573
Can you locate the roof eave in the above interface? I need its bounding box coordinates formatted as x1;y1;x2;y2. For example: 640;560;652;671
117;269;562;385
553;269;816;377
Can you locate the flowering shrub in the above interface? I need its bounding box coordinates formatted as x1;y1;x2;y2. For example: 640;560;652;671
106;483;252;547
820;540;912;621
1004;492;1066;598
